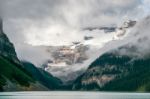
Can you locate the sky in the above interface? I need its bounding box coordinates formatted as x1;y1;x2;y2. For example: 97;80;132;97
0;0;150;66
0;0;146;45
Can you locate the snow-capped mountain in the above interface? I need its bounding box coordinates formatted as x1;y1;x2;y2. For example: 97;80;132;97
45;44;89;67
16;19;136;82
40;20;136;82
72;16;150;91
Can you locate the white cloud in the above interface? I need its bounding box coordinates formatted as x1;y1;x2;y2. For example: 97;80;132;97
1;0;142;46
0;0;148;67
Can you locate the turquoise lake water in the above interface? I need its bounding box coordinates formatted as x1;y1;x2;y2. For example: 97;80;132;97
0;91;150;99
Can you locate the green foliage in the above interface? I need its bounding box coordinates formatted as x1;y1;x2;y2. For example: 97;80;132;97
22;62;62;90
102;58;150;91
0;56;34;89
73;52;150;92
0;75;6;91
90;53;131;68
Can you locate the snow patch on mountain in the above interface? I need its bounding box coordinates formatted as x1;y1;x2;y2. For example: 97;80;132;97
16;19;136;82
41;20;136;82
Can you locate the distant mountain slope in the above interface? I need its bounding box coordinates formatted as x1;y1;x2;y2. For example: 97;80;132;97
72;16;150;92
72;52;150;91
0;56;35;91
22;62;62;90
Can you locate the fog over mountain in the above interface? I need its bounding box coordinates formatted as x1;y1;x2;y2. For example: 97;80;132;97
115;16;150;58
0;0;150;81
72;16;150;90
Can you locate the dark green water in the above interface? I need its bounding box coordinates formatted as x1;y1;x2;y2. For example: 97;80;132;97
0;91;150;99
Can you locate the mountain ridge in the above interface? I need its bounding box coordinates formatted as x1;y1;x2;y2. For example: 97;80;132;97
0;18;62;91
72;16;150;91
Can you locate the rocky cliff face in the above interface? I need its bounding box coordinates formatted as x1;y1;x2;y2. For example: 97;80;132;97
39;44;89;82
0;18;37;91
0;18;62;91
0;18;20;64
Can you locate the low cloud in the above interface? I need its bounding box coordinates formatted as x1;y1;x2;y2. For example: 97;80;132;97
0;0;148;66
108;16;150;59
1;0;142;45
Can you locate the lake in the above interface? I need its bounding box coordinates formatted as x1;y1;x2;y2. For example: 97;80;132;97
0;91;150;99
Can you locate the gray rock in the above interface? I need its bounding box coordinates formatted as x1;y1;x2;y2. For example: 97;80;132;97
0;18;20;64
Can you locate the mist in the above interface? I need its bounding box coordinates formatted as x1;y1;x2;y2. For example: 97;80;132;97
0;0;149;67
113;16;150;58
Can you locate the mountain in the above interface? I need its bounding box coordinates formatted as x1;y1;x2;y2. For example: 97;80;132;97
0;18;20;65
41;44;89;81
0;18;36;91
72;51;150;91
22;62;62;90
0;18;61;91
41;20;136;82
0;15;147;91
15;19;136;83
72;17;150;91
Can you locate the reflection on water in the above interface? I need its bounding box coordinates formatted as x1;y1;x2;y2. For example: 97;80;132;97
0;91;150;99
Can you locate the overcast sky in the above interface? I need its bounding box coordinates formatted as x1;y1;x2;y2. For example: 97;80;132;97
1;0;149;45
0;0;150;66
